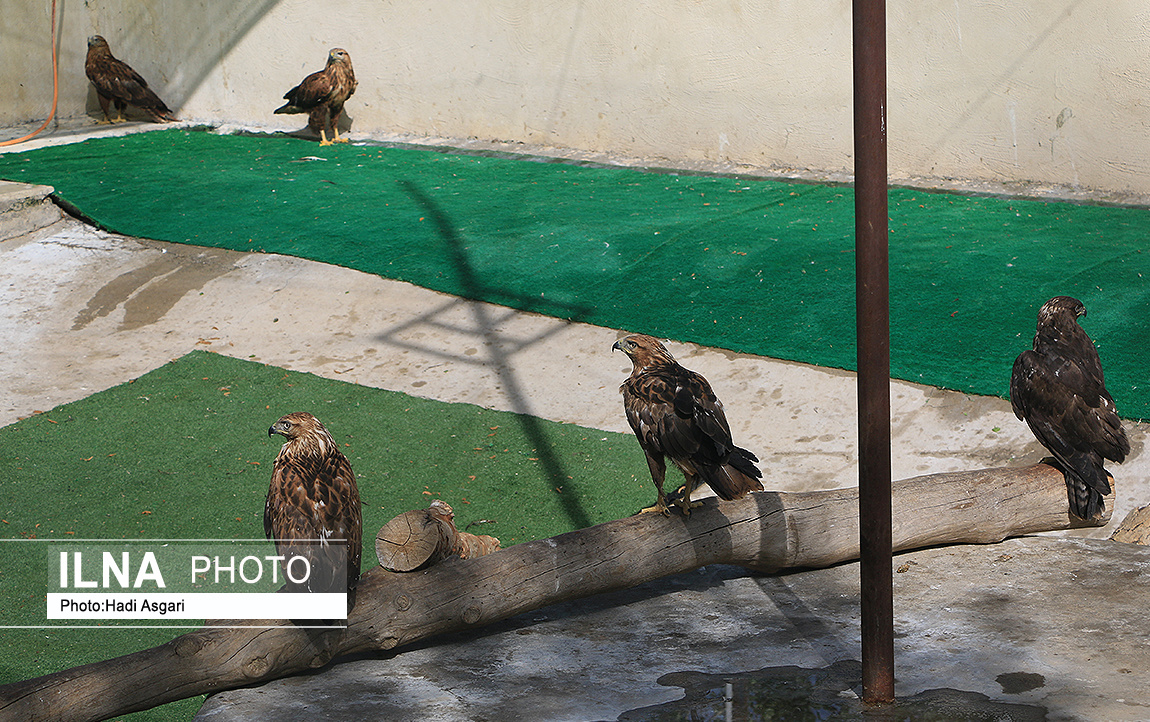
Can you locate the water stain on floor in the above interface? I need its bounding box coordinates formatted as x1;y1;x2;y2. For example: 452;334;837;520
616;660;1047;721
996;671;1046;695
73;244;245;331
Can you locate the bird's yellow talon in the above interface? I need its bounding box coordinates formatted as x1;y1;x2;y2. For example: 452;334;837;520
674;498;704;516
638;501;671;516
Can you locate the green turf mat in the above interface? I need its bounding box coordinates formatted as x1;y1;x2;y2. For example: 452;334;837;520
2;129;1149;418
0;350;652;720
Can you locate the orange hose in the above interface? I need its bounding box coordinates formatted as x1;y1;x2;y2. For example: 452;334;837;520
1;0;60;147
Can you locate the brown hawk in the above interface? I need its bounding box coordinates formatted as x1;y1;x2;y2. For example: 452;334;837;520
1010;296;1129;520
274;48;357;146
267;412;363;609
613;334;763;515
84;35;177;123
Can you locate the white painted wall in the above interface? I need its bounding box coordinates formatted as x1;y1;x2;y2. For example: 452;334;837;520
4;0;1149;196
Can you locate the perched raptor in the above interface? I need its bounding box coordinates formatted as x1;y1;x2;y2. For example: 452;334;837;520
613;334;763;515
1010;296;1129;520
84;35;177;123
267;412;362;609
274;48;357;146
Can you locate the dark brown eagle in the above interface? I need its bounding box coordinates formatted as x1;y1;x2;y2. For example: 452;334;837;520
267;412;362;609
84;35;177;123
1010;296;1129;520
613;333;763;515
274;48;357;146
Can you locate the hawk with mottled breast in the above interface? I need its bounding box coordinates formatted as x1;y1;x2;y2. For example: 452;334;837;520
267;412;362;608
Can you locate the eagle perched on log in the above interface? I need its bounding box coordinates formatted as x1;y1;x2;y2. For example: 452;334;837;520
84;35;177;123
613;334;763;515
267;412;362;607
274;48;357;146
1010;296;1129;520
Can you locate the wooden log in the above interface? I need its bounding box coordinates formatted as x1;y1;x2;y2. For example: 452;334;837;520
1111;504;1150;545
0;463;1111;722
376;500;500;571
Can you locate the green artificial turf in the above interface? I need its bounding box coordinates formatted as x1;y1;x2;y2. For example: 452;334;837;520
2;129;1149;417
0;350;652;720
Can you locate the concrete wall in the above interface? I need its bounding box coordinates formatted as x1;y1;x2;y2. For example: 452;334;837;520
4;0;1150;197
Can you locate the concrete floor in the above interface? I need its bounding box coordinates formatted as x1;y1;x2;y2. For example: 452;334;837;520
3;131;1150;719
194;536;1150;722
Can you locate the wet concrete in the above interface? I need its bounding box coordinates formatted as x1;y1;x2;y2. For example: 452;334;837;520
71;245;244;332
623;662;1048;721
193;538;1150;721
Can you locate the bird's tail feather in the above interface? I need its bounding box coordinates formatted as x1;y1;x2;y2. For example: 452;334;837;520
1065;468;1109;521
1060;453;1112;521
704;446;763;501
1066;477;1104;521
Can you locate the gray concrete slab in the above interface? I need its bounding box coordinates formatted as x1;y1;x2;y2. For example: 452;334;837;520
2;146;1149;720
0;181;60;240
193;537;1150;721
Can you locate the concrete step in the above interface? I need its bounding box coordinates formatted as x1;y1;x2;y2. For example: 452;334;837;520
0;181;62;240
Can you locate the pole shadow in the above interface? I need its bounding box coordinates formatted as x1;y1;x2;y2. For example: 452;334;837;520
376;179;594;531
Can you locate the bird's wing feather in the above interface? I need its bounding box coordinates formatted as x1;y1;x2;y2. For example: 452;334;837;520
281;69;335;110
625;368;733;466
89;56;171;113
1009;350;1039;422
1014;350;1127;463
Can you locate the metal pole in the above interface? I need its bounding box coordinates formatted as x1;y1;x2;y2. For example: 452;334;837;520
853;0;894;704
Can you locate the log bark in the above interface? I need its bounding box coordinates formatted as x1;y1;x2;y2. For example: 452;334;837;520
1111;504;1150;545
0;463;1111;722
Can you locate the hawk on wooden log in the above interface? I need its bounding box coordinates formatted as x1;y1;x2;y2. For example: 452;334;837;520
1010;296;1129;520
613;333;763;516
274;48;357;146
267;412;362;607
84;35;177;123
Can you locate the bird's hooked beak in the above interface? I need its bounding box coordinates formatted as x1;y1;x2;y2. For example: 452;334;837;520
268;420;290;439
611;340;623;353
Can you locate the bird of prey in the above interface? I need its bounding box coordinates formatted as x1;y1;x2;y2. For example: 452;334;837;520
1010;296;1129;520
267;412;363;608
84;35;177;123
613;333;763;515
274;48;357;146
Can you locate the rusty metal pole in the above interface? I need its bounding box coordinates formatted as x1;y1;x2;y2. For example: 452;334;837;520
853;0;894;704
